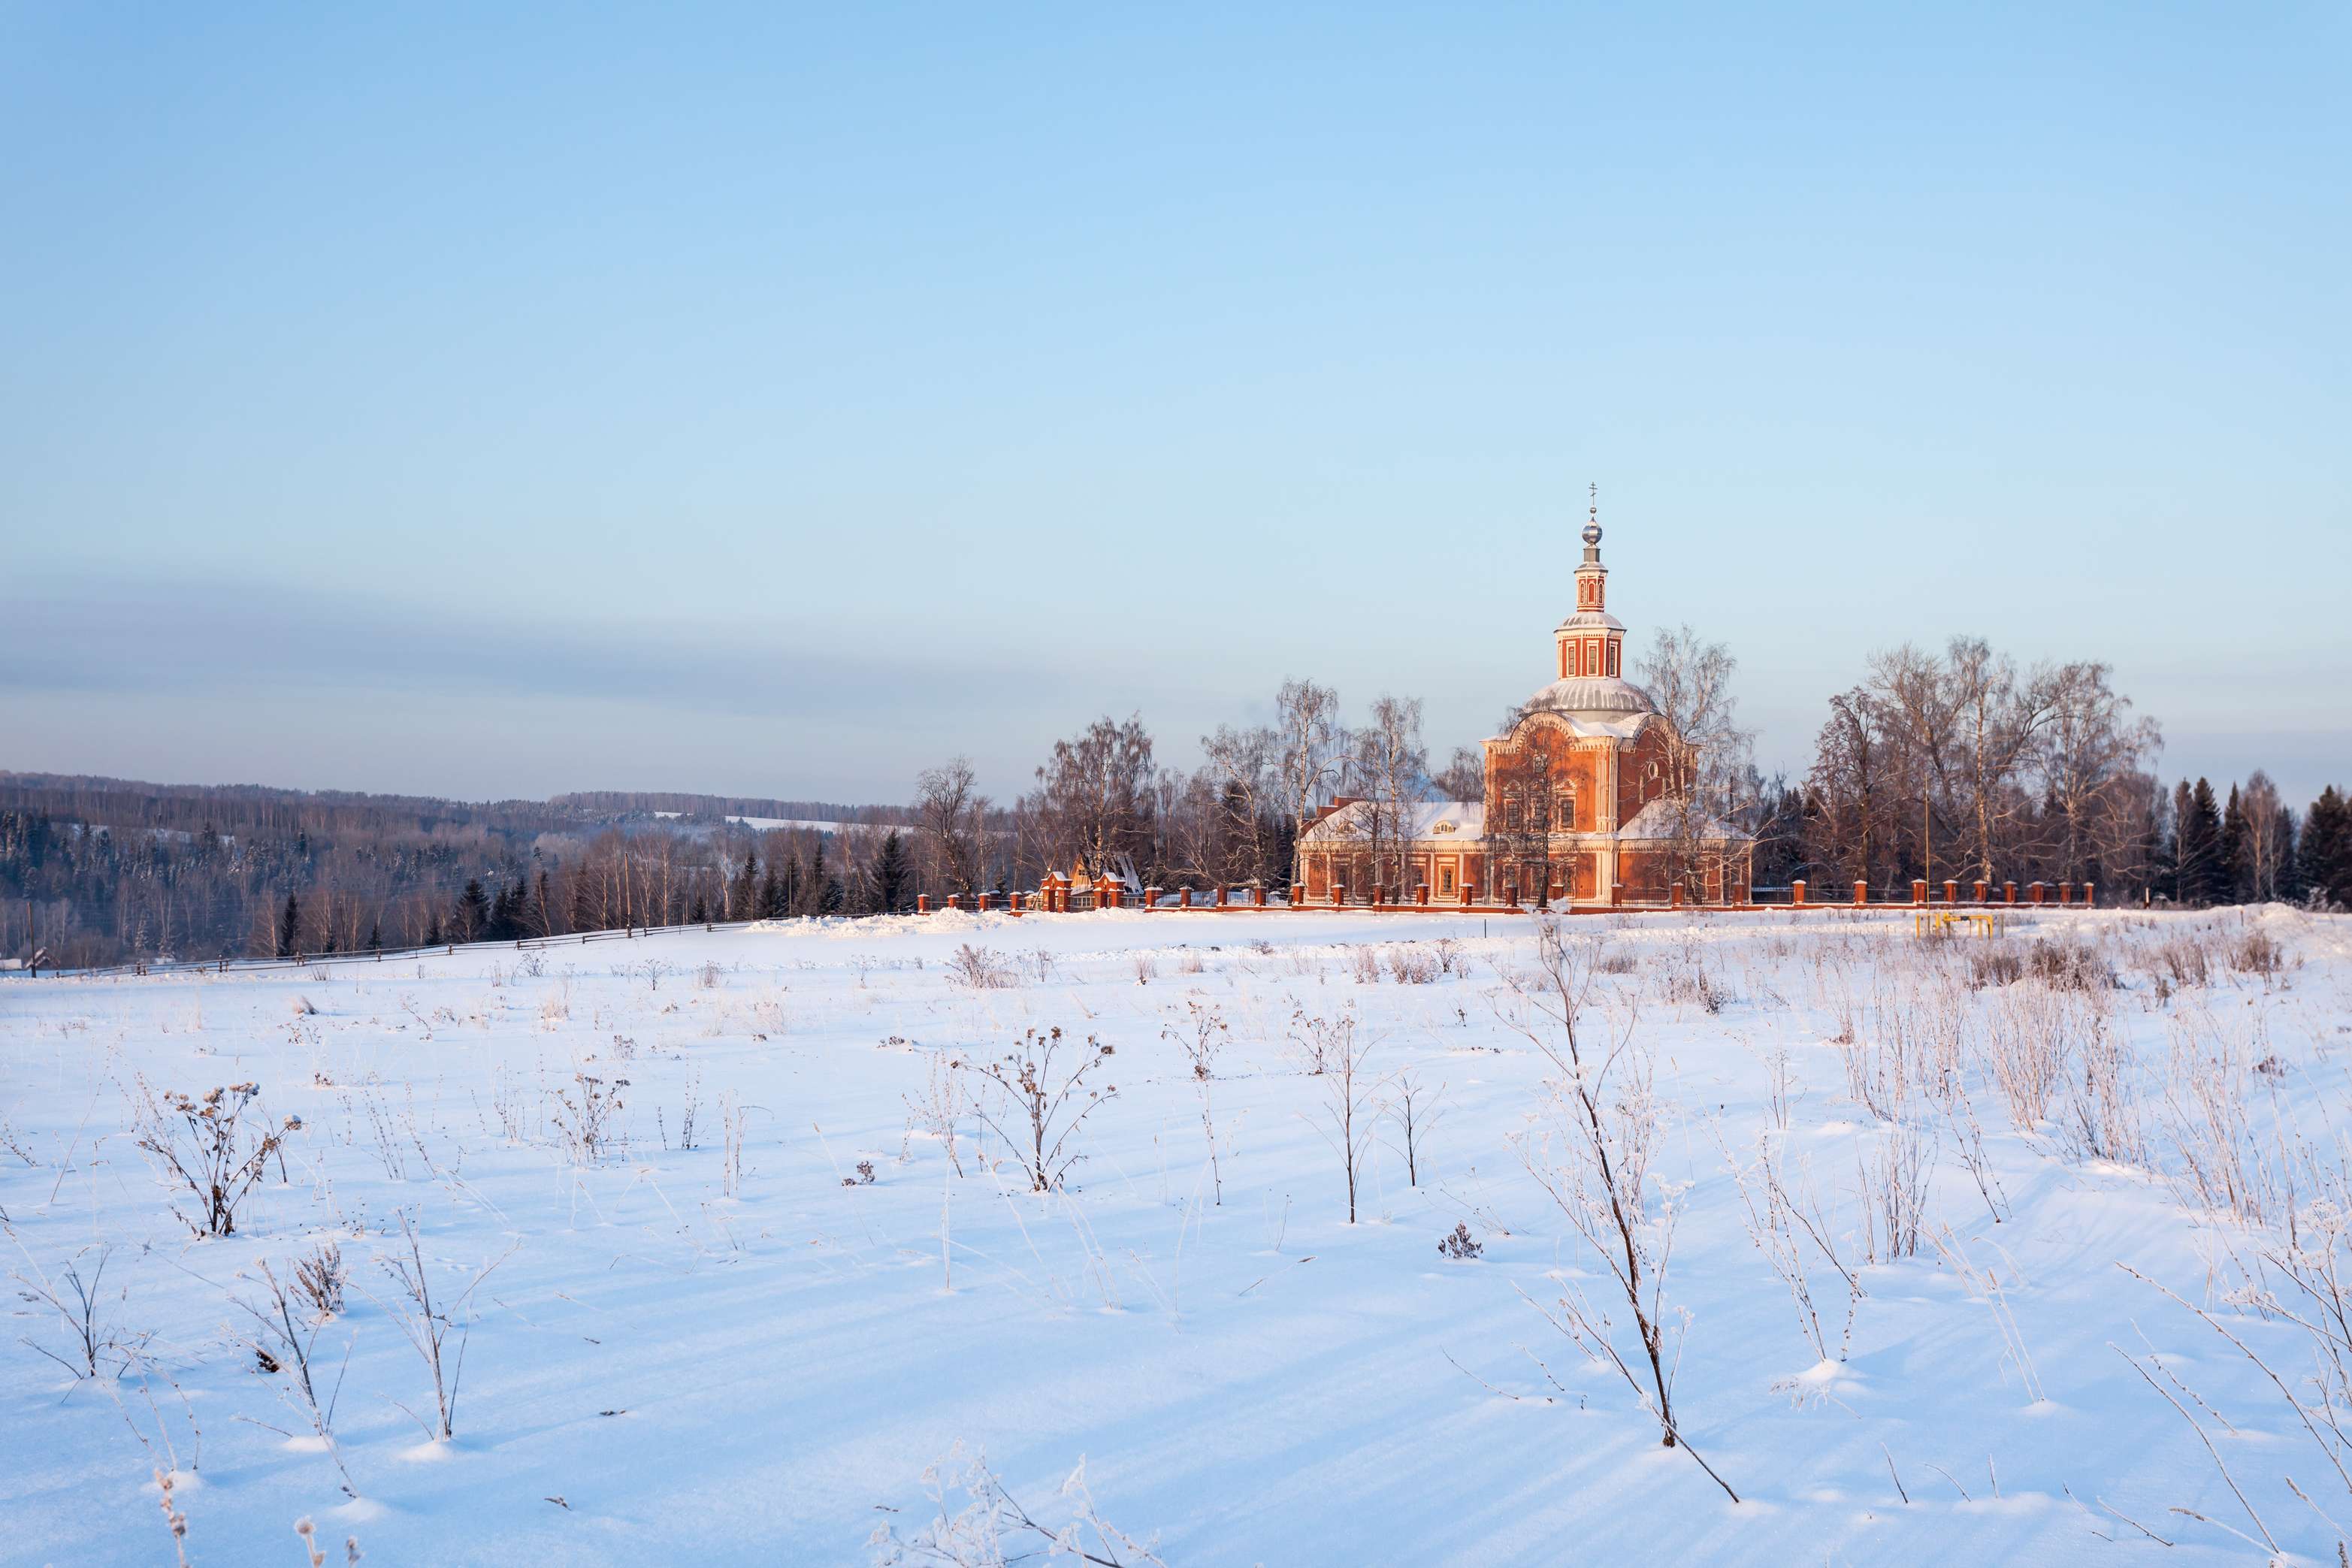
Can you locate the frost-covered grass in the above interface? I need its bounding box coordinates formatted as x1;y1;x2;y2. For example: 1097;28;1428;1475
3;906;2350;1564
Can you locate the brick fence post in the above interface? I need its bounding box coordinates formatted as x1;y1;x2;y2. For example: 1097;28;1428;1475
2084;883;2096;907
2029;881;2045;906
1973;880;1987;905
1943;879;1958;906
1854;880;1868;907
1670;883;1685;910
1792;878;1807;907
1912;879;1927;906
2057;882;2072;906
2004;881;2017;904
918;894;930;915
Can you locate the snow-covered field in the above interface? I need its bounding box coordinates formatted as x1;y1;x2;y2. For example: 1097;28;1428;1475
4;907;2349;1565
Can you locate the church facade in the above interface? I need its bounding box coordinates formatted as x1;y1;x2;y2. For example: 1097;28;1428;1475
1295;507;1752;907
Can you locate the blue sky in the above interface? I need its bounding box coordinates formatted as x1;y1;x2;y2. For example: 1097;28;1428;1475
3;4;2346;806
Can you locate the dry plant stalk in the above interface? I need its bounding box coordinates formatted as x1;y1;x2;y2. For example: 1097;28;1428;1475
958;1026;1117;1193
868;1443;1166;1567
366;1208;515;1443
1162;999;1228;1204
235;1259;358;1494
135;1080;295;1237
1501;920;1739;1502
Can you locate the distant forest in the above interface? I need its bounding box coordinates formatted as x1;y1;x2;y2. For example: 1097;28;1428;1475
0;774;916;968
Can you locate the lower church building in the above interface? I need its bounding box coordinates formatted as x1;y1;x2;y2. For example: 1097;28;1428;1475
1295;507;1752;908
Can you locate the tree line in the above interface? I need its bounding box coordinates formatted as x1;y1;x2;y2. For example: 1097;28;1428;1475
6;630;2343;966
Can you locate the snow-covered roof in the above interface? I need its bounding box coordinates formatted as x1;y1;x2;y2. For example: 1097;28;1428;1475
1299;799;1486;844
1616;796;1747;842
1553;610;1626;633
1520;675;1656;721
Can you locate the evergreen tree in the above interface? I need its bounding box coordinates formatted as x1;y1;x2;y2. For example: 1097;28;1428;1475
277;891;301;957
423;913;443;947
757;863;785;921
2275;805;2305;903
872;830;912;914
2175;778;2223;905
730;849;758;921
456;877;491;941
2302;787;2351;908
365;920;382;952
688;893;708;926
2219;784;2251;904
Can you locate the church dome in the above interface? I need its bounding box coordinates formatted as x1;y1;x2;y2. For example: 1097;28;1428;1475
1520;675;1658;720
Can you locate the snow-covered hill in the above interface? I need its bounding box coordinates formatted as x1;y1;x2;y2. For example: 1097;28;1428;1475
2;907;2347;1564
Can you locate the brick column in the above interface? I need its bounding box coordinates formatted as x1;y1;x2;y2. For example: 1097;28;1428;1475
1943;879;1958;906
1253;885;1267;908
946;893;960;911
1912;880;1927;906
2058;882;2072;906
2029;882;2045;906
1504;881;1519;907
1792;879;1807;907
1462;882;1476;908
2003;881;2017;904
1287;882;1303;907
2084;883;2096;907
1144;886;1162;911
917;894;930;914
1854;881;1868;907
1973;881;1987;905
1610;881;1625;907
1416;884;1430;906
1670;884;1685;910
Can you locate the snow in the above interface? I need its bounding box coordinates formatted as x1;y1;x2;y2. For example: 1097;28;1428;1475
1298;799;1486;842
3;907;2349;1563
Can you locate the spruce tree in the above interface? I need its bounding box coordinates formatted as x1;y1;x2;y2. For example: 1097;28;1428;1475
424;913;443;946
2302;787;2350;909
757;863;785;921
2176;778;2223;905
2219;784;2251;904
730;849;758;921
277;891;301;957
457;877;491;941
2275;805;2305;903
365;920;382;952
872;830;911;914
689;893;708;926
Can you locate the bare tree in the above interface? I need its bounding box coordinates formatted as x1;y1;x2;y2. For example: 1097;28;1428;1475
2034;660;2161;886
2241;770;2290;902
1637;625;1753;897
1865;642;1964;888
914;758;991;902
1346;694;1428;898
1431;744;1484;804
1273;678;1346;834
1808;688;1896;890
1027;716;1155;882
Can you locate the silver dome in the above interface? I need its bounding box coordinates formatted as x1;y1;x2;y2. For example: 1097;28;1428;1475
1520;675;1658;719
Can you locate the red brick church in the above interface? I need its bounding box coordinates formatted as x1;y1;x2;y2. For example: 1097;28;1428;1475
1295;503;1752;907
